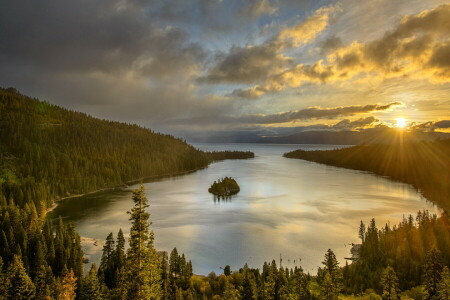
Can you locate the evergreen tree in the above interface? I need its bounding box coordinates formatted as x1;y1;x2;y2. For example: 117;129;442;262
293;268;310;300
424;248;443;300
0;257;6;299
5;255;35;300
380;266;400;300
320;272;336;300
224;265;231;276
241;269;257;300
359;221;366;242
82;264;104;300
125;185;161;299
99;232;115;288
437;266;450;300
55;270;77;300
34;265;53;300
222;278;240;300
170;248;180;276
322;249;343;294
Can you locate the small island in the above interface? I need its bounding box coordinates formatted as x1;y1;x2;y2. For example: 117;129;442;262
208;177;240;197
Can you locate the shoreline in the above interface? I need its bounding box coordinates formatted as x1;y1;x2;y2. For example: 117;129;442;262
45;164;211;217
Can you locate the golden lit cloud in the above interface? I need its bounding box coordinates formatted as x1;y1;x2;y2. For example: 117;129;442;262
233;4;450;99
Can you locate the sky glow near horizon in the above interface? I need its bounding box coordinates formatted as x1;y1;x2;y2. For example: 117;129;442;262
0;0;449;137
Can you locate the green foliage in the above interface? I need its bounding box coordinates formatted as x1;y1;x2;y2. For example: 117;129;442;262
284;140;450;211
208;151;254;161
208;177;240;197
437;267;450;300
344;211;450;293
82;264;104;300
125;186;161;299
0;88;209;211
424;248;444;300
380;266;400;300
5;255;35;300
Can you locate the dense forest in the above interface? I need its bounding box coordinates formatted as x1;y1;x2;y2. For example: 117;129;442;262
1;186;448;299
0;87;253;215
284;139;450;212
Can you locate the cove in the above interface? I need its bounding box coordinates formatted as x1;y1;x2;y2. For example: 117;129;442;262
50;143;439;275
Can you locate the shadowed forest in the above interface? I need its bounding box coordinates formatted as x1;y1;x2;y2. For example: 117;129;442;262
284;141;450;212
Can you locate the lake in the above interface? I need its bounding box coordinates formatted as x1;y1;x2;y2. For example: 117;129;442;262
51;143;439;275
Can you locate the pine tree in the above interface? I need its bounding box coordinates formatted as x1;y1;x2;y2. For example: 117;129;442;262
381;266;400;300
34;265;54;300
55;269;77;300
170;248;180;277
320;272;336;300
5;255;35;300
82;264;104;300
241;269;257;300
222;278;240;300
437;266;450;300
293;268;310;300
424;248;443;300
0;257;6;299
224;265;231;276
322;249;343;294
99;232;115;288
115;229;126;268
125;185;162;299
359;221;366;242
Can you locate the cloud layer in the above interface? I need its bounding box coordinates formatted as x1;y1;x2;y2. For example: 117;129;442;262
0;0;448;136
217;4;450;99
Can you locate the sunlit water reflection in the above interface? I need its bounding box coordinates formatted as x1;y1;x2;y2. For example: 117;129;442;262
51;143;439;275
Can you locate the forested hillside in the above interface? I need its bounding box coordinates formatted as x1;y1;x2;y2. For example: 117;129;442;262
284;139;450;212
0;88;252;214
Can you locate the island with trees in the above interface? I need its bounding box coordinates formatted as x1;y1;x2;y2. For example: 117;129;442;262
208;177;240;197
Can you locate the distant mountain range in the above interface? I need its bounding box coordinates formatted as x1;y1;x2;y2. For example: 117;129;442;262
187;129;450;145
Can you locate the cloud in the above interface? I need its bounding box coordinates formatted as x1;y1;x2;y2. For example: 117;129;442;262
170;102;400;126
240;0;278;19
319;35;343;54
200;4;338;85
411;119;450;131
198;44;292;84
230;4;450;99
332;116;379;130
274;5;339;48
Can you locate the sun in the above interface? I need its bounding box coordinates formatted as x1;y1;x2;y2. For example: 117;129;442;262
395;118;407;129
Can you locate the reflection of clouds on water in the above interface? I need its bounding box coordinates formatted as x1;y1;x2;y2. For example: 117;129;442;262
53;143;439;275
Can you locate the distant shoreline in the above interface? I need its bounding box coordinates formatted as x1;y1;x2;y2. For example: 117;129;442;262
45;165;210;217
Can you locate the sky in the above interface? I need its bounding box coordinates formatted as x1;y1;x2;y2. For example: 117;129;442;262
0;0;449;138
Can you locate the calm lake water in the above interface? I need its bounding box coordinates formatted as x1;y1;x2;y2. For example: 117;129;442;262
51;143;439;275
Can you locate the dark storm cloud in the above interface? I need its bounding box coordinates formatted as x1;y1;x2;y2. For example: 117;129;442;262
0;0;205;76
198;44;292;84
0;0;234;125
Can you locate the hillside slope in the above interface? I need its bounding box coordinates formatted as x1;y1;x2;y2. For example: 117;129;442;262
284;139;450;212
0;88;212;212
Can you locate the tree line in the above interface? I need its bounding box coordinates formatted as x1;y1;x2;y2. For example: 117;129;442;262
284;139;450;212
2;185;448;299
0;87;253;216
